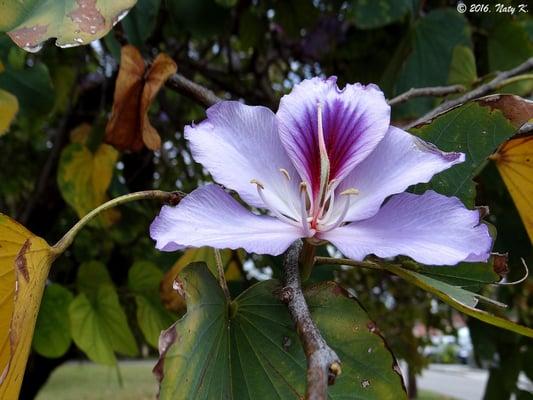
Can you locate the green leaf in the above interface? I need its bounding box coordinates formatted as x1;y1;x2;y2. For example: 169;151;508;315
127;261;175;348
487;19;533;95
0;0;137;51
384;264;533;338
33;284;73;358
122;0;161;47
0;62;54;117
393;9;471;117
488;20;533;72
76;260;113;297
447;45;477;86
410;101;516;207
347;0;412;29
157;263;405;399
69;286;138;365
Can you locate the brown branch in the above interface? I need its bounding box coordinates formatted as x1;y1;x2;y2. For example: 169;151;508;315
280;241;341;400
405;57;533;129
387;84;465;106
166;73;222;107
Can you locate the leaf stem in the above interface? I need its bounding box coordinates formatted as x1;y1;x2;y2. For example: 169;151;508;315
52;190;183;254
214;249;231;300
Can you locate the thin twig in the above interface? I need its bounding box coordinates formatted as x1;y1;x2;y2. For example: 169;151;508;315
387;84;465;106
214;249;231;300
405;57;533;129
166;73;222;107
280;241;341;400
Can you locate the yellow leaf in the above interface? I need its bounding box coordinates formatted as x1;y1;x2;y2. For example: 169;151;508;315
493;136;533;243
0;88;18;135
57;129;120;227
0;214;56;399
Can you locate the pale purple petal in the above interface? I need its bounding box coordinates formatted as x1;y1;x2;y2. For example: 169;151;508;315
185;101;301;219
150;184;303;255
277;76;390;197
335;126;464;221
319;191;492;265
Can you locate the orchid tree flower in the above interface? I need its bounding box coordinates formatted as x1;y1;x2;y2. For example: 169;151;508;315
151;77;492;265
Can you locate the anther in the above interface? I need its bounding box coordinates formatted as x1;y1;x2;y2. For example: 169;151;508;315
279;168;291;181
250;179;264;189
340;188;360;196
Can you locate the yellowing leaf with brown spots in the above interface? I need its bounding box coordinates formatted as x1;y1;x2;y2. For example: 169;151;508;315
0;214;56;399
493;135;533;243
0;0;137;52
105;45;177;152
57;127;120;227
0;89;18;135
482;95;533;244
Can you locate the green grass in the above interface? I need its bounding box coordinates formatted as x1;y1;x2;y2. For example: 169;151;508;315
37;360;455;400
36;361;158;400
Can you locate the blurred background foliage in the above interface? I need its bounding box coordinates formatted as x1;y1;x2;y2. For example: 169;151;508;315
0;0;531;399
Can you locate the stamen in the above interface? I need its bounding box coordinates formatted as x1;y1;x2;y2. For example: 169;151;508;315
320;188;359;232
279;168;291;181
299;182;312;237
318;190;336;223
250;179;301;227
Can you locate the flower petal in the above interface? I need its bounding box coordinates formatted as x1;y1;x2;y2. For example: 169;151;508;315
335;126;464;221
320;191;492;265
150;184;303;255
185;101;301;219
277;77;390;196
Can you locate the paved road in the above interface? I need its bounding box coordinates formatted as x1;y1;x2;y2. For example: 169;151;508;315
417;364;488;400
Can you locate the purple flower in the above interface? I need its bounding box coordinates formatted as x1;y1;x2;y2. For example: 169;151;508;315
150;77;492;265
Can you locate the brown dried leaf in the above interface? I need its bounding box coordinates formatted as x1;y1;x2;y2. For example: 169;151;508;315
477;94;533;128
105;45;177;152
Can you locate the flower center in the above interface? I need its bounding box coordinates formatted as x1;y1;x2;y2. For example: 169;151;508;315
249;103;359;236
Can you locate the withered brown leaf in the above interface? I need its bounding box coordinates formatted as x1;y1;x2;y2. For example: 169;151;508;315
105;45;177;152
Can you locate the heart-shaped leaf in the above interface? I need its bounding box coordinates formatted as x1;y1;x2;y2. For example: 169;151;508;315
57;133;120;228
156;263;406;399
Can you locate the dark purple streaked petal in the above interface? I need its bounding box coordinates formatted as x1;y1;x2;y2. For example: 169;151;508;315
320;191;492;265
277;77;390;197
333;126;465;222
150;184;303;255
185;101;301;219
